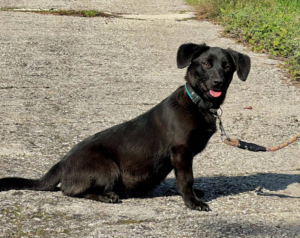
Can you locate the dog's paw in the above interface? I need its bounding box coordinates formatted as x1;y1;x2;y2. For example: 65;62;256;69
195;202;211;212
108;192;120;203
184;197;211;212
84;192;121;203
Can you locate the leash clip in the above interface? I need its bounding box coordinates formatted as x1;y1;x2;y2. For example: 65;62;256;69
211;107;229;142
210;107;223;118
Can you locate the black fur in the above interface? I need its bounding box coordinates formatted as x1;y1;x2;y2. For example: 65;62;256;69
0;43;250;211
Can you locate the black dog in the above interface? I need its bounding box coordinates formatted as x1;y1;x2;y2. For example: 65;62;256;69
0;43;250;211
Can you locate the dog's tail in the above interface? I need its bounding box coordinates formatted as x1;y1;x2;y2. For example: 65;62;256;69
0;162;61;192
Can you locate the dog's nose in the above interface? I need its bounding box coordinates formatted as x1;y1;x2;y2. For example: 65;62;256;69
212;78;223;87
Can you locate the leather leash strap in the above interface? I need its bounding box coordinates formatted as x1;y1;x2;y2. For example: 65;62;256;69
213;110;300;152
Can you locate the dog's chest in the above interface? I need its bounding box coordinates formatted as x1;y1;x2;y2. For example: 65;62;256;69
188;113;217;154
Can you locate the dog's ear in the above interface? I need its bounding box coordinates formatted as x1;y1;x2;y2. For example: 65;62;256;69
177;43;209;69
227;48;251;81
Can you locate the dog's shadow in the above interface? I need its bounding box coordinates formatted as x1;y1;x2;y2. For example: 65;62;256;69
148;173;300;201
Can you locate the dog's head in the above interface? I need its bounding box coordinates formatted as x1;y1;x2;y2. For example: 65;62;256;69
177;43;251;107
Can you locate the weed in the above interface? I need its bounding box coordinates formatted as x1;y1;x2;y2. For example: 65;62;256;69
50;9;114;18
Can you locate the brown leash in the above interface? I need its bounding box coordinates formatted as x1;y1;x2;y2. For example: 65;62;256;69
213;108;300;152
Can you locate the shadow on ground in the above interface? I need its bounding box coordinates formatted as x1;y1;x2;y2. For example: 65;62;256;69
148;173;300;201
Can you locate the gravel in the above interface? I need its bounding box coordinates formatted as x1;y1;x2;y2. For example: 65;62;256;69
0;0;300;237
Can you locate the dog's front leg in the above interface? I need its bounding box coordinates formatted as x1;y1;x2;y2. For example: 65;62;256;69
171;146;210;211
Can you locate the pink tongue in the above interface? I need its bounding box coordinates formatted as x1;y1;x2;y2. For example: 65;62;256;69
209;90;222;97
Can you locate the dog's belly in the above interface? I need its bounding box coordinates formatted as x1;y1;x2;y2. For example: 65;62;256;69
119;155;173;196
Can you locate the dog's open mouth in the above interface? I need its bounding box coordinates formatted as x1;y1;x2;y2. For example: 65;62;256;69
209;90;222;98
200;83;222;98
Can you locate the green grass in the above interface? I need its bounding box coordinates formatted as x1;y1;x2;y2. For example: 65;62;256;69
185;0;203;5
52;9;113;17
189;0;300;80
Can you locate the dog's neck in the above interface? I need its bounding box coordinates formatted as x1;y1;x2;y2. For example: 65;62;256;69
184;83;219;113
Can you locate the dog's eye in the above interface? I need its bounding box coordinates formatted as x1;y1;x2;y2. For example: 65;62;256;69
225;66;230;72
202;61;211;68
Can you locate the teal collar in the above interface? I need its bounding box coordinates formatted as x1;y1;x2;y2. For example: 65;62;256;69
185;83;203;106
185;83;219;113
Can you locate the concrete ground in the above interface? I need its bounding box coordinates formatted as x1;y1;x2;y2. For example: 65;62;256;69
0;1;299;237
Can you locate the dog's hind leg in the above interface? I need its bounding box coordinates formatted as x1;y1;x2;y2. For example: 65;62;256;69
60;154;122;203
